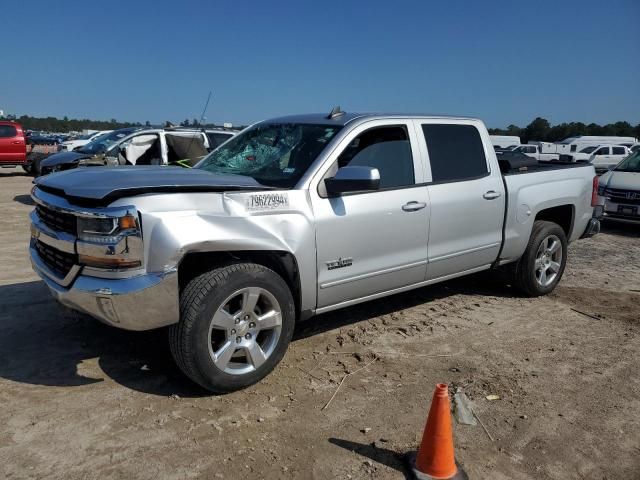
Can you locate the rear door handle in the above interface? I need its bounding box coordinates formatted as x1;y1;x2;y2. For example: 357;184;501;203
483;191;502;200
11;141;22;144
402;201;427;212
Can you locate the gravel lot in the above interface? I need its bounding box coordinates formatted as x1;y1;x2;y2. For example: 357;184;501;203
1;168;639;480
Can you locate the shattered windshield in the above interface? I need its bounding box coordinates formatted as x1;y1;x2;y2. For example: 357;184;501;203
196;123;342;188
614;151;640;173
76;128;139;155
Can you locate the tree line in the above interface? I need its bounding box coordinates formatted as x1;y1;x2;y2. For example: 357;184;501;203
2;113;638;141
0;114;236;132
489;117;640;144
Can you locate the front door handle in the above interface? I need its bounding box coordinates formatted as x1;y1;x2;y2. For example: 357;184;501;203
11;141;22;144
483;191;502;200
402;201;427;212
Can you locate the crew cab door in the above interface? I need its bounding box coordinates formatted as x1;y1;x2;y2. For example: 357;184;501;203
417;121;505;280
311;120;429;309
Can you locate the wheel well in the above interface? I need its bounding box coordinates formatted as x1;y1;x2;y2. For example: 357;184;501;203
534;205;574;237
178;250;302;318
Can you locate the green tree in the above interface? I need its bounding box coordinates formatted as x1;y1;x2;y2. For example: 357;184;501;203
523;117;551;143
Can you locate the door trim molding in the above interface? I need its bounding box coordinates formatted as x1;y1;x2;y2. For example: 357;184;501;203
319;259;428;289
429;242;501;264
315;264;492;314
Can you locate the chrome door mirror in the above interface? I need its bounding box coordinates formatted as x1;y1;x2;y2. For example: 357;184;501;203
324;166;380;196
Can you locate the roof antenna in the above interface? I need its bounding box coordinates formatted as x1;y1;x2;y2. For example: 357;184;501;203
327;106;345;119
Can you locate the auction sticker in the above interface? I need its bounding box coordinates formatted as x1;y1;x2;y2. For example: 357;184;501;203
246;193;289;211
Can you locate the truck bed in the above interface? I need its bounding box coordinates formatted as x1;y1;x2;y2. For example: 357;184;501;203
500;160;590;176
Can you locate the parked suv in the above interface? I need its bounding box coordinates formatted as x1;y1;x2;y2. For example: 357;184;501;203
0;121;28;170
598;150;640;224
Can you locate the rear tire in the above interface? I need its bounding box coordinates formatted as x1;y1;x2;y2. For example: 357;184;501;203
514;220;567;296
169;263;295;393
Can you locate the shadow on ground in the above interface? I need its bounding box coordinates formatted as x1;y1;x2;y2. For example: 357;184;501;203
13;194;34;206
294;272;516;341
600;220;640;238
329;438;410;478
0;280;208;398
0;273;516;398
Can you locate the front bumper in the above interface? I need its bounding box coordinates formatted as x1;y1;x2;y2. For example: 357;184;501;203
30;245;179;331
602;200;640;225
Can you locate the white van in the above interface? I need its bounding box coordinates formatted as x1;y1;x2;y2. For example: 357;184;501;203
490;135;520;149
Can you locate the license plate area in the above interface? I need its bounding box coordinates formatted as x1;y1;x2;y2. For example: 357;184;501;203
618;205;638;216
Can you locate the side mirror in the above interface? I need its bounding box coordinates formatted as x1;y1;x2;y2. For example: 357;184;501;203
324;166;380;196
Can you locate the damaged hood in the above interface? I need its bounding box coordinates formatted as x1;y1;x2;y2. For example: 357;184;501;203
34;166;272;203
40;150;94;168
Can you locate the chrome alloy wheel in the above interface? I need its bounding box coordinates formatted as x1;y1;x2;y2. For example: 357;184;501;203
534;234;562;287
207;287;283;375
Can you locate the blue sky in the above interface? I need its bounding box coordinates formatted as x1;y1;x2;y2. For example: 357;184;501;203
1;0;638;128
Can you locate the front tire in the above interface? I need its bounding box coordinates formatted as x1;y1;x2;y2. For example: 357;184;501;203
514;220;568;296
169;263;295;393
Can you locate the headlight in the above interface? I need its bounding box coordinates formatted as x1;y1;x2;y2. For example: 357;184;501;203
77;212;143;270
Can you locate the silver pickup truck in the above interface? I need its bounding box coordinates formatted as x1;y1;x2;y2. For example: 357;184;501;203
29;111;601;392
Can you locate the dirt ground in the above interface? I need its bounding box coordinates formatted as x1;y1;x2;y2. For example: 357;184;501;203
0;168;638;480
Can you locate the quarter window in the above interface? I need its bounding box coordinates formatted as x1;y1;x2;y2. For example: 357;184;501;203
336;126;415;189
421;124;488;182
0;125;17;138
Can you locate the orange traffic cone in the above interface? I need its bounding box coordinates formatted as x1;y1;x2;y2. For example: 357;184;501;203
409;383;466;480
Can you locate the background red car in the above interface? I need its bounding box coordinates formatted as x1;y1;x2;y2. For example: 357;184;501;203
0;121;27;169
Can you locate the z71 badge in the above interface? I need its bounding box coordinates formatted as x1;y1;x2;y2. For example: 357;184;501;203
326;257;353;270
246;193;289;211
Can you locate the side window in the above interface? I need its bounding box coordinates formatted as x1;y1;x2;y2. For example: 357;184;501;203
207;133;233;148
336;125;415;189
612;146;625;155
0;125;17;138
595;147;609;155
421;124;488;182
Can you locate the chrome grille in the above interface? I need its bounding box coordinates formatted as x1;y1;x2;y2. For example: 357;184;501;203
34;240;77;277
35;204;77;235
605;188;640;206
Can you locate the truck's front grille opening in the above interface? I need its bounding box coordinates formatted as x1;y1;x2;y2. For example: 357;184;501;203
35;240;77;278
36;204;77;235
605;188;640;205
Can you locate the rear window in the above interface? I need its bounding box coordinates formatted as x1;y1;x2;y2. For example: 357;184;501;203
421;124;488;182
0;125;17;138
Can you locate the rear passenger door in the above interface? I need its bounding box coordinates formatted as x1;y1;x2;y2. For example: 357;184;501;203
611;146;627;162
417;121;506;280
311;121;430;309
592;146;611;166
